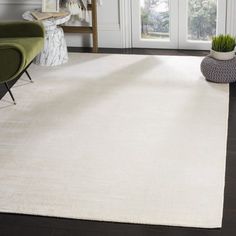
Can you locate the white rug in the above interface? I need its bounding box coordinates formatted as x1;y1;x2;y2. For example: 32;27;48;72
0;53;229;228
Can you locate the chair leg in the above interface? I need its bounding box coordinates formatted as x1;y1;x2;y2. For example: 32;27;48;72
4;82;16;105
25;70;33;83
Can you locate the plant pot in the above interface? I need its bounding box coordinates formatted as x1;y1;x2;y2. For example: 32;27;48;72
210;49;235;61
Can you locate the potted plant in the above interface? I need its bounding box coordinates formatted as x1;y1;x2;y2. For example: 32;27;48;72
211;35;236;61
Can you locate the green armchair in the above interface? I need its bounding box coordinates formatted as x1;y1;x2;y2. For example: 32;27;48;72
0;21;45;104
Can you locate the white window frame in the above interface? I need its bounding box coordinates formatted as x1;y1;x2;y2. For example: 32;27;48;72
178;0;227;50
131;0;179;49
130;0;227;50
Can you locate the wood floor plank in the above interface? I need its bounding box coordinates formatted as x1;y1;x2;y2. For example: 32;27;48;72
0;226;53;236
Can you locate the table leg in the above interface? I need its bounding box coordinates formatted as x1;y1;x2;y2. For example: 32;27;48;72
34;26;69;66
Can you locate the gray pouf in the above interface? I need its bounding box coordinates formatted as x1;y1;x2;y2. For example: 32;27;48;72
201;56;236;83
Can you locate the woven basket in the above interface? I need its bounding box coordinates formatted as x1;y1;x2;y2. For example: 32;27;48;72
201;56;236;83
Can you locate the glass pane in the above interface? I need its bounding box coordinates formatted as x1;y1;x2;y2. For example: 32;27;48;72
140;0;170;40
188;0;217;41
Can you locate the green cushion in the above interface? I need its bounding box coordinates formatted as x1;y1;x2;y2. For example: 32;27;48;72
0;21;44;84
0;47;22;84
0;21;45;38
0;37;44;67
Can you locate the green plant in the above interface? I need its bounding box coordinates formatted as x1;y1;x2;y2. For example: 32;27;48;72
212;35;236;52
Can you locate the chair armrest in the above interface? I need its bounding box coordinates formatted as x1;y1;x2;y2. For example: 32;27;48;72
0;43;26;84
0;21;45;38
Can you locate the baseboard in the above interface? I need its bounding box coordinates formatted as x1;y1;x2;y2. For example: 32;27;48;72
68;47;209;56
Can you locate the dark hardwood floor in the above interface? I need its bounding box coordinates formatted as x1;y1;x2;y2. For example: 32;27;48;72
68;47;209;56
0;48;235;236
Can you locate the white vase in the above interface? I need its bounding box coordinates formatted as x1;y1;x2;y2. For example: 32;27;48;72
210;49;235;61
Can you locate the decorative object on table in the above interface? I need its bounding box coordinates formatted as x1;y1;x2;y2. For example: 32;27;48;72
0;21;44;104
31;10;69;20
61;0;90;22
210;34;236;61
201;56;236;83
23;10;71;66
66;0;81;15
61;0;99;53
42;0;60;13
61;0;102;22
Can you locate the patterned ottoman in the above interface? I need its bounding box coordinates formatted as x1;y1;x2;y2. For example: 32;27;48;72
201;56;236;83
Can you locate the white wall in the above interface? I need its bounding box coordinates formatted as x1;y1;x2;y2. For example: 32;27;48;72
0;0;235;48
0;0;125;48
67;0;123;48
227;0;236;36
